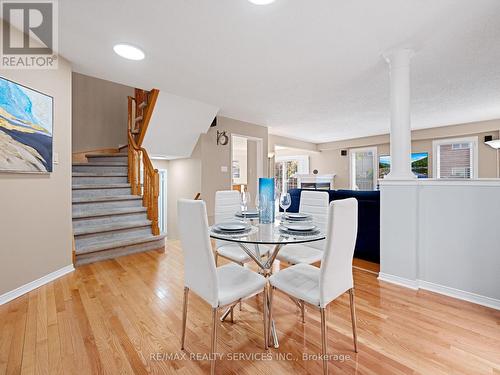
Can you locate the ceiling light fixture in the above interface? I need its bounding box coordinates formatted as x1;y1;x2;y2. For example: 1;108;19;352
113;44;145;60
248;0;276;5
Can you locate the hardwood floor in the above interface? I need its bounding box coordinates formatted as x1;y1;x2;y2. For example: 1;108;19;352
1;240;499;374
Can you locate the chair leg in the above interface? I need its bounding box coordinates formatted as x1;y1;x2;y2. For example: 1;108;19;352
300;300;305;323
320;308;328;375
268;286;274;343
214;252;218;266
263;285;268;350
349;288;358;353
210;308;218;375
181;287;189;350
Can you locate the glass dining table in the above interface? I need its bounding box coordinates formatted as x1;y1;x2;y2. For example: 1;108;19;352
209;216;325;349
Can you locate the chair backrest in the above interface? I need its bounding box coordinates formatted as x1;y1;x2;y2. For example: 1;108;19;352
215;190;241;223
177;199;219;307
214;190;241;249
319;198;358;307
299;190;329;250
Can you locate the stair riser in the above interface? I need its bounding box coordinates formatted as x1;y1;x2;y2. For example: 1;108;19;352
75;238;165;266
86;156;128;164
72;165;128;174
72;199;143;214
75;226;152;248
72;188;131;198
72;212;148;229
72;176;128;184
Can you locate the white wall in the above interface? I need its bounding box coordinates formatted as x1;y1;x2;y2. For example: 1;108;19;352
143;91;218;159
379;179;500;309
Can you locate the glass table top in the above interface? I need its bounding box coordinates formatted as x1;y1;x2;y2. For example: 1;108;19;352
209;217;325;245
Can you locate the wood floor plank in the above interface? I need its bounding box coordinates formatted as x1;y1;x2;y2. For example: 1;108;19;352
1;240;499;375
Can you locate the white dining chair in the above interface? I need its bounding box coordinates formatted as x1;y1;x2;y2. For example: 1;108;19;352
268;198;359;375
277;190;329;265
178;199;268;375
214;190;269;266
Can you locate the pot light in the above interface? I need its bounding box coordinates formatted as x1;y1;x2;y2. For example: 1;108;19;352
113;44;145;60
248;0;276;5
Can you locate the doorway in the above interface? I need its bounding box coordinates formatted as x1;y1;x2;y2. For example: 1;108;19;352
230;134;263;205
349;147;377;191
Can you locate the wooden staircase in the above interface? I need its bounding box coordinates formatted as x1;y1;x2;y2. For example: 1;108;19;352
72;88;165;266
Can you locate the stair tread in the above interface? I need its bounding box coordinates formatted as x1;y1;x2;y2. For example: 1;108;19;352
74;220;152;236
72;162;128;167
85;153;128;158
73;206;147;219
72;195;142;203
72;183;131;190
73;172;128;177
75;233;166;254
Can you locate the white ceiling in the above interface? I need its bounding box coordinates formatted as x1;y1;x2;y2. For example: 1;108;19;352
59;0;500;143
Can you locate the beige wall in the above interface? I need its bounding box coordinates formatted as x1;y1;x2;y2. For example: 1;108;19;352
201;116;268;220
273;120;500;190
72;72;134;152
0;26;73;296
153;139;203;239
269;134;318;153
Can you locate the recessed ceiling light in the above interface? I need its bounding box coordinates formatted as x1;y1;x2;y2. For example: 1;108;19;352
113;44;145;60
248;0;276;5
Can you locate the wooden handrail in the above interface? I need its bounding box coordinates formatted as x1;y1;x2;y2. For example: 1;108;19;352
137;89;159;147
127;89;161;235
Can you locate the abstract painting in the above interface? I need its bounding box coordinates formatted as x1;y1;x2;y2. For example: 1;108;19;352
0;76;53;173
379;153;429;178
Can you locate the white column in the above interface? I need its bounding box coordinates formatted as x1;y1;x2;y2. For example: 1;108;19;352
383;49;416;180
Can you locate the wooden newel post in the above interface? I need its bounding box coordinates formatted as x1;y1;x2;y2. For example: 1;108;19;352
152;170;160;235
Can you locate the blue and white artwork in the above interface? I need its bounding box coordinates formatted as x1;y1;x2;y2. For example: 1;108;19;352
0;77;53;173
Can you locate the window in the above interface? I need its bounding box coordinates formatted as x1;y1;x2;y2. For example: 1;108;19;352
350;147;377;191
275;155;309;193
433;137;478;179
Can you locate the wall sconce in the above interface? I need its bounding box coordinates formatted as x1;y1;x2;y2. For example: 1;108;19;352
217;131;229;146
485;135;500;149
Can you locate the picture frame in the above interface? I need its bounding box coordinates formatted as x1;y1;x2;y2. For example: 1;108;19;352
0;76;54;173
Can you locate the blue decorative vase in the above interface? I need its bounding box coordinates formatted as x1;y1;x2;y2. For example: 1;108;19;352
259;177;275;224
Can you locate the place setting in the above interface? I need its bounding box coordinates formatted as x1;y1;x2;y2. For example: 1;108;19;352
210;220;256;238
278;221;321;236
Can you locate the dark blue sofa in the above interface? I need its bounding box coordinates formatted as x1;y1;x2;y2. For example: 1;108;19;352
285;189;380;263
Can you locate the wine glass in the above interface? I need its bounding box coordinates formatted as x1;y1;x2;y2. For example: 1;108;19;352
240;190;250;221
280;192;291;216
255;193;260;212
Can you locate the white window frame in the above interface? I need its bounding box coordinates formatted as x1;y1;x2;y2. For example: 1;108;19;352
349;147;378;190
432;136;478;179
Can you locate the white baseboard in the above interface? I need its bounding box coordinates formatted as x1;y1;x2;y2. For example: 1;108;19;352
0;265;74;305
378;273;500;310
378;272;419;290
418;280;500;311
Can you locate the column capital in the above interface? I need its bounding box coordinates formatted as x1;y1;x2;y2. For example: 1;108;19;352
382;48;414;68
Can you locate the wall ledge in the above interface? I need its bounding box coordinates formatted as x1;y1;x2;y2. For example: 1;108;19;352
378;273;500;310
0;265;74;305
379;178;500;187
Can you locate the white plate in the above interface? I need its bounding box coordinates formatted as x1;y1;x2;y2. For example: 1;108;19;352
286;213;308;218
236;210;259;216
215;222;249;231
282;223;316;231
